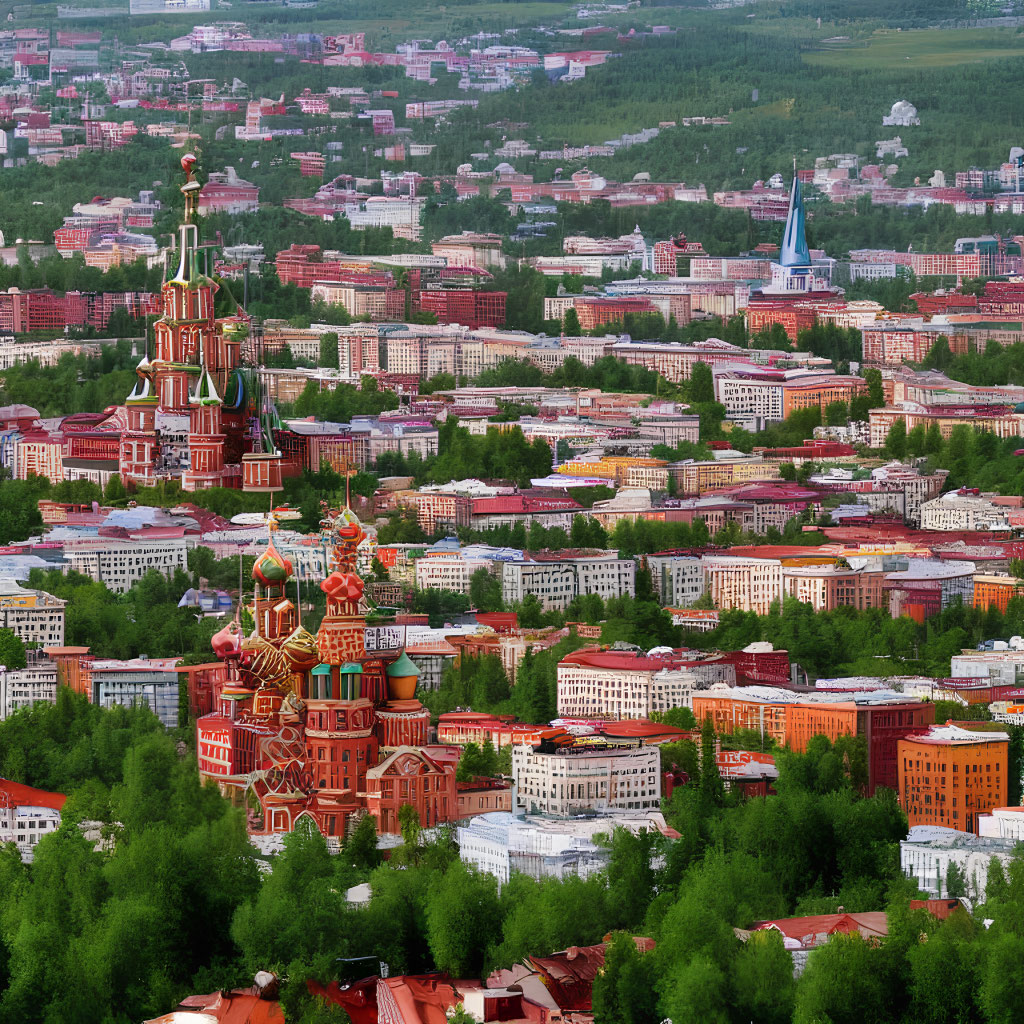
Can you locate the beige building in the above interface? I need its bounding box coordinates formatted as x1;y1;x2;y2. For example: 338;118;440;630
431;232;506;271
703;555;783;615
0;580;66;648
512;742;661;817
919;492;1012;532
557;651;701;719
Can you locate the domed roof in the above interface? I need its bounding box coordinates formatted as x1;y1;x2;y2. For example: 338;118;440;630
386;651;421;678
252;537;293;586
890;100;918;117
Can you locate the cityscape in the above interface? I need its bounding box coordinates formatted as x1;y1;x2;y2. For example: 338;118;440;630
3;0;1024;1022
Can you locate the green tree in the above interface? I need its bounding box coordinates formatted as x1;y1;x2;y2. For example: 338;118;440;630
425;860;500;977
689;362;715;404
319;331;339;369
469;567;503;613
863;367;885;408
0;628;27;670
563;307;582;335
732;929;796;1024
885;419;907;458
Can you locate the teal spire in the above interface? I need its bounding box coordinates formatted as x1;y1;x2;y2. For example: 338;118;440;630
780;177;810;268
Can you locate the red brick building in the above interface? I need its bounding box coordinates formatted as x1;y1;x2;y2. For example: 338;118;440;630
414;288;507;328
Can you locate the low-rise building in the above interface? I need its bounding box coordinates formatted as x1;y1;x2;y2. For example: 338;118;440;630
556;648;703;719
920;491;1013;532
0;578;65;646
511;739;661;817
457;809;672;884
0;777;65;862
901;825;1015;902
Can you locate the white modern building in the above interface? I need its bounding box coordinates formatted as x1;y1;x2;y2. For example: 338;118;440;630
645;554;706;607
919;491;1012;532
64;538;188;593
501;556;635;611
511;741;661;817
900;825;1013;903
0;578;65;647
0;663;57;720
457;810;671;884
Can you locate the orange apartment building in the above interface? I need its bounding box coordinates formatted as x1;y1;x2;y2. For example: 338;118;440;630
693;690;934;793
898;724;1009;833
782;376;868;417
973;574;1022;614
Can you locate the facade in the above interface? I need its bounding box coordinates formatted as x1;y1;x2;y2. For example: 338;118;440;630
458;809;670;884
901;825;1015;901
511;740;661;817
693;685;934;793
702;555;783;615
898;724;1009;833
364;746;457;834
919;492;1012;532
0;579;65;647
646;554;705;606
501;556;635;611
64;538;188;593
556;649;702;719
0;663;57;721
0;777;65;862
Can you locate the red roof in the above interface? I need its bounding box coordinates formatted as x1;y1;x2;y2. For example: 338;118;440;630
754;912;888;948
910;899;964;920
474;612;518;632
0;777;66;811
559;649;669;672
157;990;284;1024
599;719;689;741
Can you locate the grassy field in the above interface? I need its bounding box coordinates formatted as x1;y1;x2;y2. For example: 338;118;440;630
804;27;1024;68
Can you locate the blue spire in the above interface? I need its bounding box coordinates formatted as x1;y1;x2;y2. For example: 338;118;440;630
780;176;810;268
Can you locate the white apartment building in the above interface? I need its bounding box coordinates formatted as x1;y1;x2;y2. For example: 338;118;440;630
703;555;783;615
502;561;577;610
457;810;670;884
919;491;1012;532
64;539;188;593
646;554;705;606
901;825;1014;902
574;557;636;604
0;663;57;720
501;557;635;611
414;554;488;592
715;375;785;422
556;651;702;719
0;779;63;862
512;742;661;817
0;578;65;647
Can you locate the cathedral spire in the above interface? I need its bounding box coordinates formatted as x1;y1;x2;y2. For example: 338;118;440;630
779;176;810;268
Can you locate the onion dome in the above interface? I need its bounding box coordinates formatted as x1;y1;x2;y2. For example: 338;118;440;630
252;537;293;587
386;652;421;678
281;625;319;670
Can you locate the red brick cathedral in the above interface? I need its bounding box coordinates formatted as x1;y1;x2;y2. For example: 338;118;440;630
193;507;458;840
119;153;285;494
